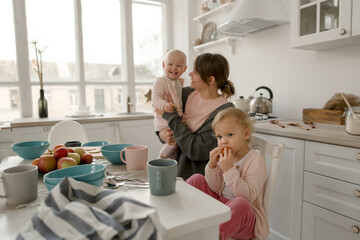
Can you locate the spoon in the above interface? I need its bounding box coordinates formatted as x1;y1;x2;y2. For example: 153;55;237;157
270;120;285;128
105;178;149;189
341;93;360;120
287;123;309;131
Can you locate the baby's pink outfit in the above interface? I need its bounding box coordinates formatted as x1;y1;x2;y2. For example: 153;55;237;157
152;75;183;159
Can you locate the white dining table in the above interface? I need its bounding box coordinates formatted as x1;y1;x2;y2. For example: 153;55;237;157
0;156;231;240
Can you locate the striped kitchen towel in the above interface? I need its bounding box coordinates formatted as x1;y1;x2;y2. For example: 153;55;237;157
17;177;163;240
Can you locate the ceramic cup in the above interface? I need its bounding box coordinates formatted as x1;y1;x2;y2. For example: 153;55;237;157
0;165;38;205
120;145;148;171
147;159;177;196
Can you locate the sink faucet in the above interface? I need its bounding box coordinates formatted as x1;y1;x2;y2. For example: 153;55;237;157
127;96;133;113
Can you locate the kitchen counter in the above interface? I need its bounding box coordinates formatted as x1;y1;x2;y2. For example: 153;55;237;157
254;119;360;148
7;112;154;129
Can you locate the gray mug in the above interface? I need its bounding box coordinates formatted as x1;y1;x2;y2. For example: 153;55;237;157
1;165;38;205
147;159;177;196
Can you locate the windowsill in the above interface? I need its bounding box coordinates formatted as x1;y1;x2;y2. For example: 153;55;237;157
9;112;154;129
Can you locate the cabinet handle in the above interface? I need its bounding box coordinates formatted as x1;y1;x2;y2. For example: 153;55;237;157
351;226;360;234
115;122;120;127
355;153;360;160
354;190;360;198
43;127;49;131
109;123;113;127
339;28;347;35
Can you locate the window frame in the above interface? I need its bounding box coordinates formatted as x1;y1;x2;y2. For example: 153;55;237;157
8;0;172;118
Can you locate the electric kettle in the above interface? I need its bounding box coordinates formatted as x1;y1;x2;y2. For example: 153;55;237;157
249;86;273;114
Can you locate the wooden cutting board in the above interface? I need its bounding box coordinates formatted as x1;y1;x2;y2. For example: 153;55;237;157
302;108;345;125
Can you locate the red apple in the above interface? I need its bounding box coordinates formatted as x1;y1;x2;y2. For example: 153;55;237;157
81;153;93;164
67;148;74;153
57;157;77;169
53;144;65;152
38;155;57;173
54;147;68;159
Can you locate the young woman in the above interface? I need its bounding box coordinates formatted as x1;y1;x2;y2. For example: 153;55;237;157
157;53;235;180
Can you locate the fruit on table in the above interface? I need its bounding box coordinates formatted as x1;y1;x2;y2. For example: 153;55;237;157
67;148;75;153
74;147;86;157
53;144;65;152
68;152;81;165
81;153;93;164
38;155;57;173
32;158;40;166
54;147;69;159
57;157;77;169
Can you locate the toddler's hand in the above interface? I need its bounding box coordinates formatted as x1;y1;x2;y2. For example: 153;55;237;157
209;147;222;169
219;147;233;173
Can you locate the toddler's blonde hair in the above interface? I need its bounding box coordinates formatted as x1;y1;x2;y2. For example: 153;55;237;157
212;108;253;139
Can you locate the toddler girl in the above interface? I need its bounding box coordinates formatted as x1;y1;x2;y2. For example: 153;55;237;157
186;108;269;240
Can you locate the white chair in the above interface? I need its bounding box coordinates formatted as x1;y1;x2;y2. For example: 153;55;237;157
0;149;8;164
230;136;285;240
249;136;285;218
48;120;88;149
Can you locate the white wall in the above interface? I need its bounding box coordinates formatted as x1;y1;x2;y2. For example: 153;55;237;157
174;0;360;119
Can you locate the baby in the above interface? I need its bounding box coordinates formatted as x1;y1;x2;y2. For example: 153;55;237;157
152;49;187;159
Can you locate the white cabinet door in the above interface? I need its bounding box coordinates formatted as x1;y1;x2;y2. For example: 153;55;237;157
290;0;357;50
353;0;360;36
254;133;304;240
302;202;360;240
12;126;50;143
82;122;115;144
118;119;162;161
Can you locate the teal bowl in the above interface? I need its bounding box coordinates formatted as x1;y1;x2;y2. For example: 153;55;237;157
82;141;110;147
43;164;106;185
44;174;105;191
11;141;50;160
100;144;133;165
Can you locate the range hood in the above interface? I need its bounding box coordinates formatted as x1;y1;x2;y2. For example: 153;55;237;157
217;0;289;37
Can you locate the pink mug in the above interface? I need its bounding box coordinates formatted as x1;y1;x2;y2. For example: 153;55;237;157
120;145;148;171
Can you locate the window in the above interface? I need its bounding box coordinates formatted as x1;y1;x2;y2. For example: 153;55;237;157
0;0;19;121
0;0;169;120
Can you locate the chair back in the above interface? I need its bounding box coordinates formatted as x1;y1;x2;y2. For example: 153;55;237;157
0;149;8;163
249;136;285;217
48;120;88;149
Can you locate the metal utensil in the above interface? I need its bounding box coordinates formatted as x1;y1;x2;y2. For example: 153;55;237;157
105;179;149;189
287;123;309;131
270;120;285;128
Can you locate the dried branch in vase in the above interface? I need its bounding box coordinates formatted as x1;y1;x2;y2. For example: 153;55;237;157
31;41;46;90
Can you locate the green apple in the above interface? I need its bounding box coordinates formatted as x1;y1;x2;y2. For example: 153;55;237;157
74;147;86;157
57;157;77;169
68;152;81;165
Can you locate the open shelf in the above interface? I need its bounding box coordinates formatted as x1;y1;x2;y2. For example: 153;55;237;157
193;2;235;24
193;37;237;54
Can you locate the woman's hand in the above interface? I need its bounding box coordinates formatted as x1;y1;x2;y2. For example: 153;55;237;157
218;147;234;173
159;127;176;146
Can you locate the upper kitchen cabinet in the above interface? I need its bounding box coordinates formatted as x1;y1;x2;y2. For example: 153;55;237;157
291;0;360;50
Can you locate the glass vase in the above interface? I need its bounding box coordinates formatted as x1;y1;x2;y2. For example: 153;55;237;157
38;89;48;118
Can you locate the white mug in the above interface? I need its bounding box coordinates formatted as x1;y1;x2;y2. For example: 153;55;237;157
1;165;38;205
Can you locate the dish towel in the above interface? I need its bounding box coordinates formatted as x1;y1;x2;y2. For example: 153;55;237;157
17;177;162;240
